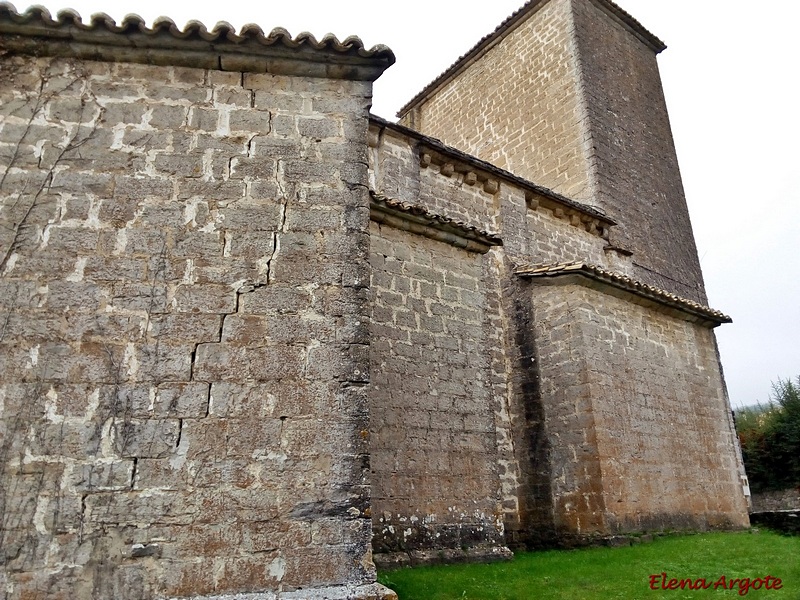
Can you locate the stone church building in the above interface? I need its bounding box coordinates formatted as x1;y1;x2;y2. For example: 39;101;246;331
0;0;749;597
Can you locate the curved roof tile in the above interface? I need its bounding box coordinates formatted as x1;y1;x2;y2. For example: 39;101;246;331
0;2;395;78
516;262;731;325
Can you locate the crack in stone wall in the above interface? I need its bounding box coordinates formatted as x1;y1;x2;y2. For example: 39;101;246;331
0;55;378;599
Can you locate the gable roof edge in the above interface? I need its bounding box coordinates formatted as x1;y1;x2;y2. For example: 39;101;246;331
397;0;664;117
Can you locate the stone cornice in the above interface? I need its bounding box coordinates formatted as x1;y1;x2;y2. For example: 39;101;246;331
370;115;615;239
515;262;731;327
0;3;395;80
370;192;502;254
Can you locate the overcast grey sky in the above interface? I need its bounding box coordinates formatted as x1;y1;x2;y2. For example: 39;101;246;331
13;0;800;408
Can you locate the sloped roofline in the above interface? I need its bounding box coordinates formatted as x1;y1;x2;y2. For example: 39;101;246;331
0;2;395;80
516;262;731;327
370;115;616;228
397;0;665;117
371;192;503;254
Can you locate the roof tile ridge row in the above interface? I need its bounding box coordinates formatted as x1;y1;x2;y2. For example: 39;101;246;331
397;0;664;117
515;261;731;324
370;191;503;248
0;2;395;61
370;114;614;226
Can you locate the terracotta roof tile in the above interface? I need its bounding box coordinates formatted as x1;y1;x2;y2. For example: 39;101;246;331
370;192;502;250
515;262;731;325
0;2;395;77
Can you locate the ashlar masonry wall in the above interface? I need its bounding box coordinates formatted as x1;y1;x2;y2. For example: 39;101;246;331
399;0;707;303
368;120;612;269
529;281;750;537
570;0;706;302
368;220;508;565
367;118;619;548
366;116;749;549
398;0;593;203
0;53;384;598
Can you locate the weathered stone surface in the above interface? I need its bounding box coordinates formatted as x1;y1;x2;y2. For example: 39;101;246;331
0;2;748;598
397;0;705;303
1;49;376;599
369;221;507;561
530;283;749;535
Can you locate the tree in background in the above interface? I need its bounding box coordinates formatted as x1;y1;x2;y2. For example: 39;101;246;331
735;376;800;493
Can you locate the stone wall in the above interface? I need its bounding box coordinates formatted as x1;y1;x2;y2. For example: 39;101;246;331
398;0;707;303
750;489;800;513
0;54;382;598
368;221;508;565
367;119;618;548
368;121;611;269
0;3;752;593
399;0;593;203
571;0;706;302
529;281;750;538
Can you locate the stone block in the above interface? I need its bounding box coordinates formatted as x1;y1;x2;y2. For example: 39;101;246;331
229;157;277;180
252;90;305;112
154;154;204;178
43;228;100;254
110;282;170;313
159;559;217;598
147;314;222;344
298;117;340;139
193;343;303;381
229;108;271;132
173;284;236;314
50;170;115;196
28;421;104;458
84;490;200;528
101;102;148;125
282;159;337;184
84;257;149;282
173;231;224;258
114;176;174;201
188;107;220;131
113;418;180;458
155;382;210;418
72;460;135;492
271;114;297;137
251;136;303;159
47;97;100;123
217;202;284;231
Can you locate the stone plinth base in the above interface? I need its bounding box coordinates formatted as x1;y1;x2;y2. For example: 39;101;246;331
179;583;397;600
374;545;513;570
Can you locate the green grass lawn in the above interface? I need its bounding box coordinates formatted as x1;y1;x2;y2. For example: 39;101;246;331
378;531;799;599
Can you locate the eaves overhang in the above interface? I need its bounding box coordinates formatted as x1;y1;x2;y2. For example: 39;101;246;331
516;262;732;327
0;2;395;80
370;192;503;254
370;115;615;235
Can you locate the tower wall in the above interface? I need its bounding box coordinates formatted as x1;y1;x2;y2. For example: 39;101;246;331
400;0;707;303
571;0;706;302
400;0;594;203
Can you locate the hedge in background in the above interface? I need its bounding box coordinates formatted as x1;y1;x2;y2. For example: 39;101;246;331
736;376;800;493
